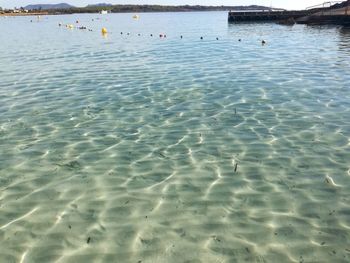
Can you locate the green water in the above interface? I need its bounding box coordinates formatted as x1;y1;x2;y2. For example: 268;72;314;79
0;12;350;263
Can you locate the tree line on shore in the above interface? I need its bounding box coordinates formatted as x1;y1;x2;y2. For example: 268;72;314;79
36;4;278;14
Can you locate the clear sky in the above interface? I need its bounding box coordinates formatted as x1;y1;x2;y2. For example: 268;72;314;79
0;0;329;10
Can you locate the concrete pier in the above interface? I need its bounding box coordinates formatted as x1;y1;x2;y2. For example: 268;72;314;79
297;5;350;25
228;1;350;25
228;9;322;23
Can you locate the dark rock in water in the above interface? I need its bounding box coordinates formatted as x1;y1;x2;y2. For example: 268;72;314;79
58;160;81;170
211;235;221;242
67;161;80;169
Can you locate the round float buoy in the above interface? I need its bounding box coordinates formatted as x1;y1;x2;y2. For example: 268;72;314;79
159;34;163;38
101;27;108;34
200;37;203;40
262;40;266;45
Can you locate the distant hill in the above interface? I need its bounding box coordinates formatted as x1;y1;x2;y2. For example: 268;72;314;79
87;3;113;7
25;3;74;10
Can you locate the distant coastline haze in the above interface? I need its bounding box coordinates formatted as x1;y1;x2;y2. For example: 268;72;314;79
0;0;330;10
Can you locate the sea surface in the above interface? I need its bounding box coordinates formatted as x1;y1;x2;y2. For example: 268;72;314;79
0;11;350;263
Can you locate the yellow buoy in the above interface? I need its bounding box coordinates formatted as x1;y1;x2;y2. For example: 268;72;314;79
133;15;139;20
68;24;74;29
101;27;108;34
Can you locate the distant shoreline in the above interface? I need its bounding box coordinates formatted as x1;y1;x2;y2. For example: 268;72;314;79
1;4;284;17
0;12;49;16
0;10;261;17
0;9;279;17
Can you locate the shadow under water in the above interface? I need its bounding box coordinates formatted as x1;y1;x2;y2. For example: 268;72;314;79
338;26;350;54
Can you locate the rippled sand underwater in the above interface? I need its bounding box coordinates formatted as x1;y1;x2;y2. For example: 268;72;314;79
1;12;350;263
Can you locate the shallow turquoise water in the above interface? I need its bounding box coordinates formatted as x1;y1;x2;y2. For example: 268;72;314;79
1;12;350;263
